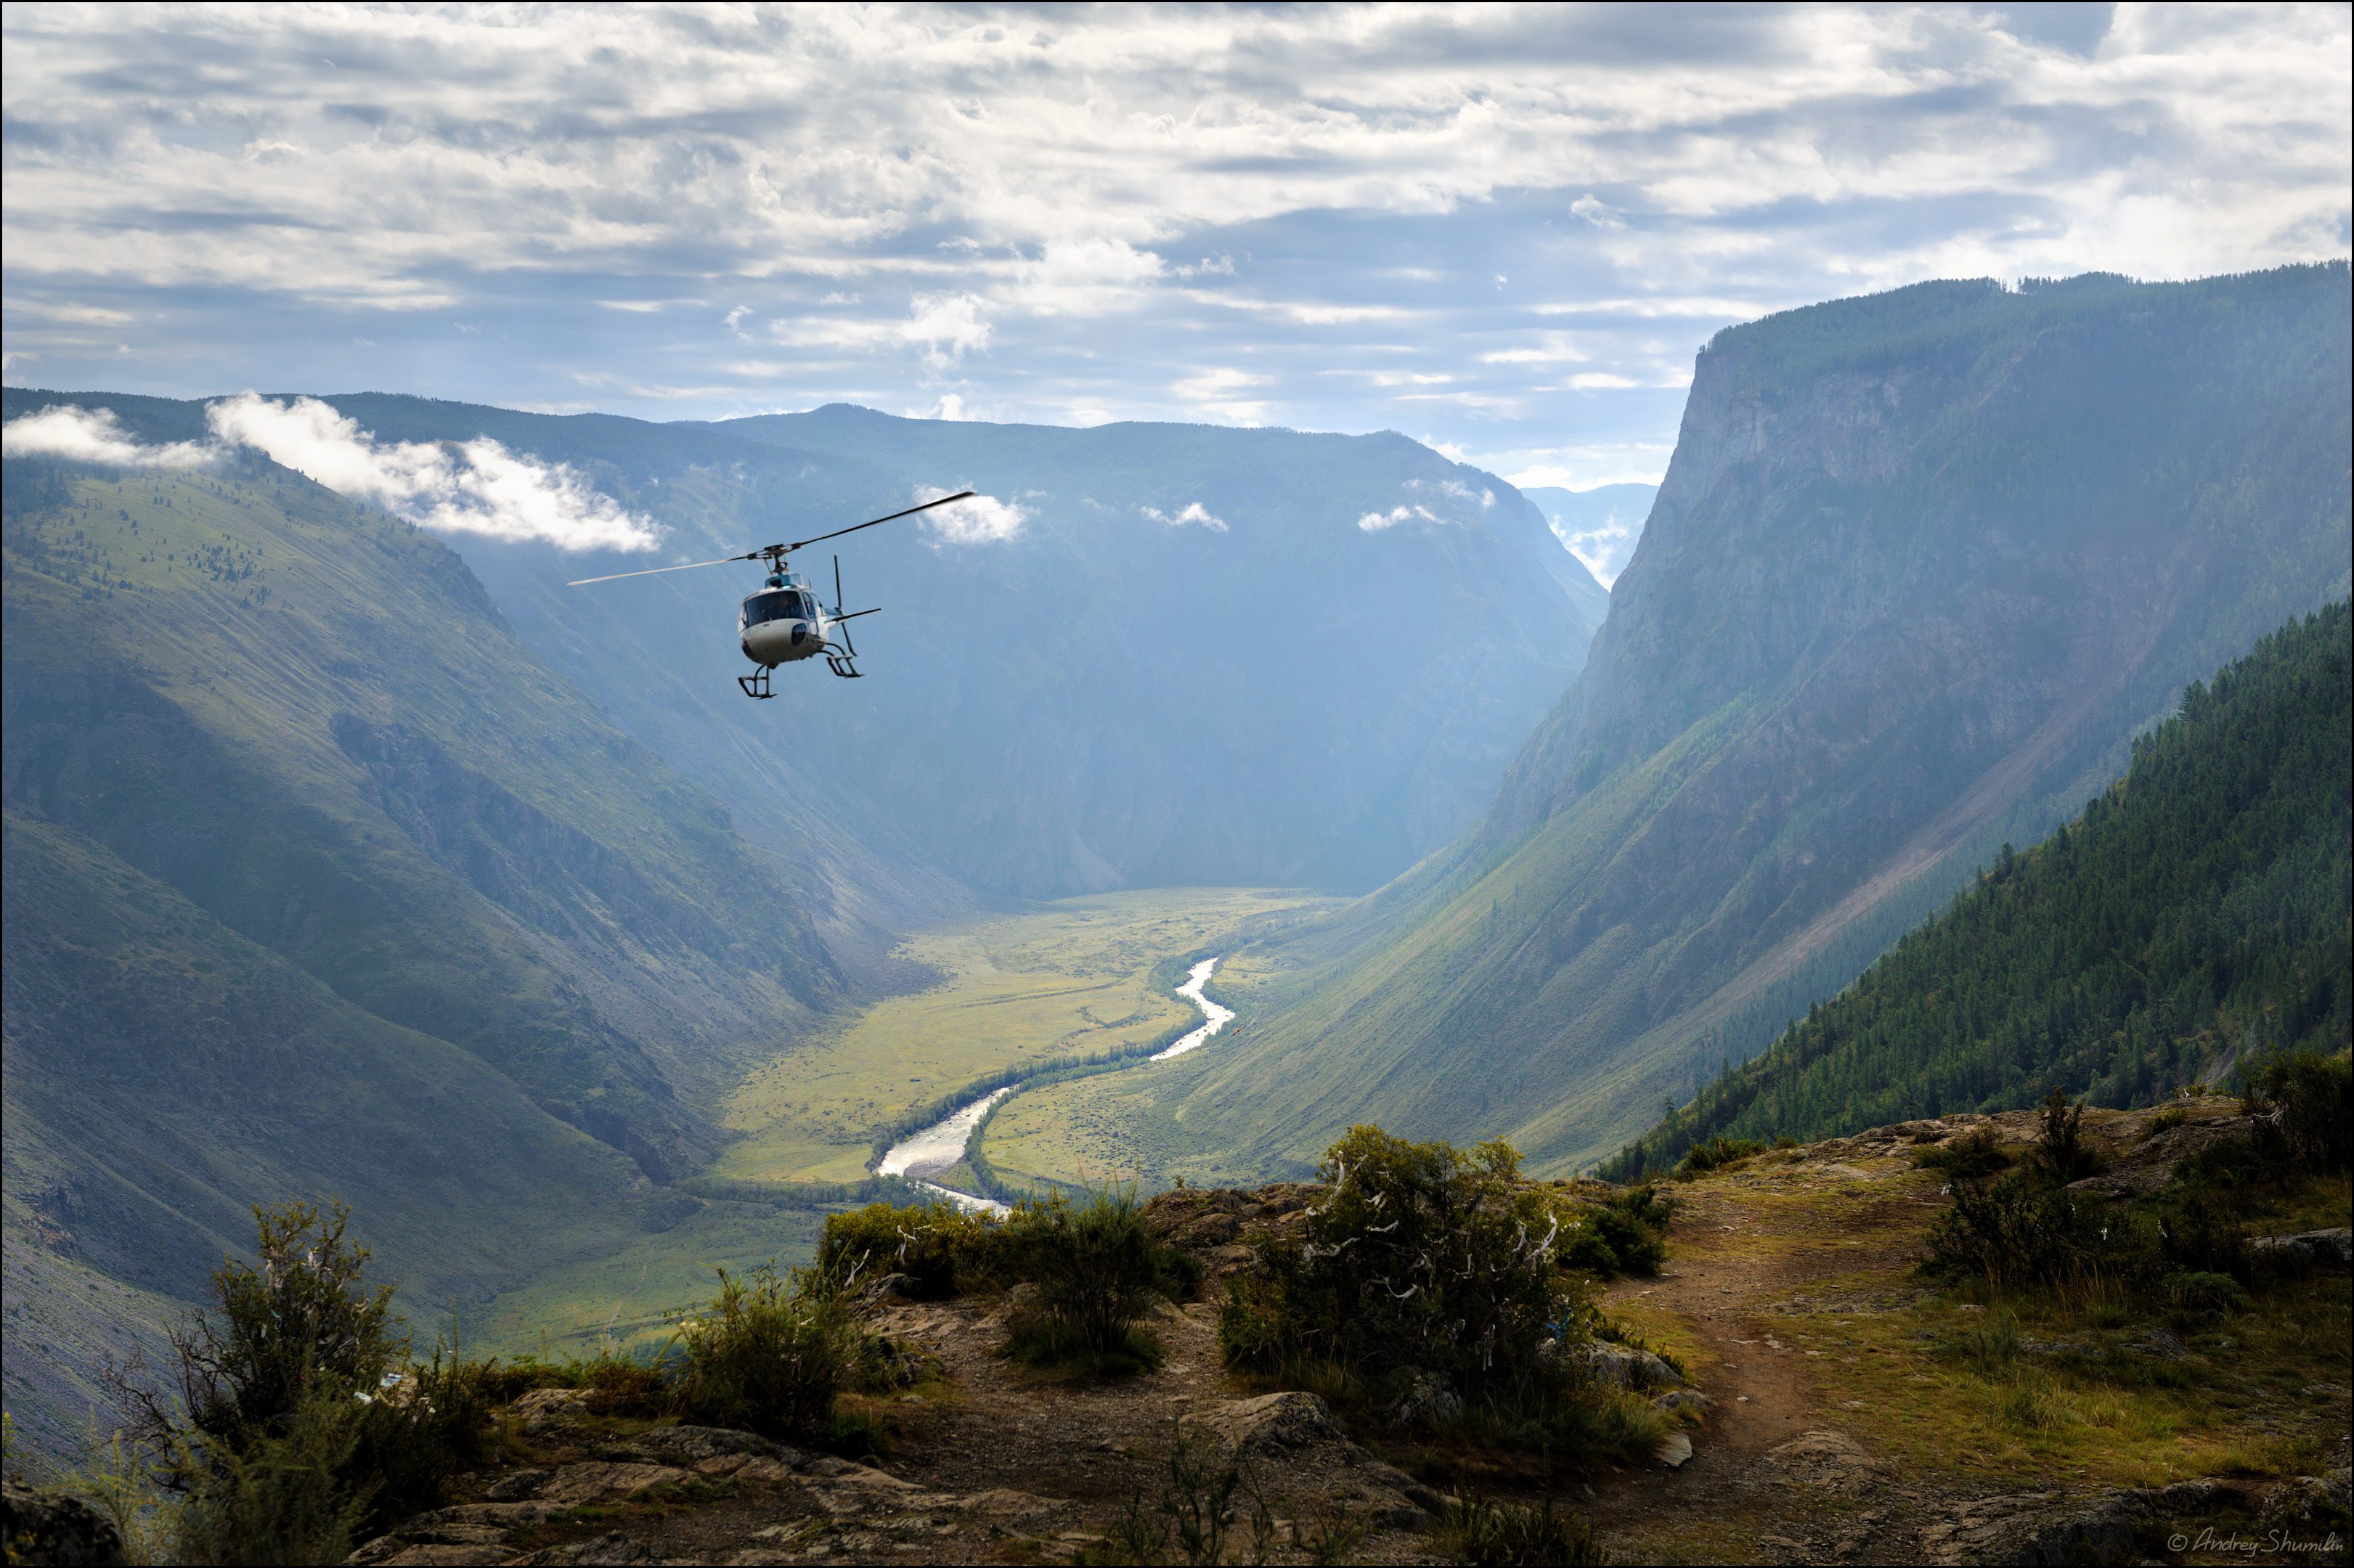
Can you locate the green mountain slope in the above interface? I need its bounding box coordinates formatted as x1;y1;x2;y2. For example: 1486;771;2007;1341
1;811;663;1451
0;448;877;1445
1064;264;2353;1178
1604;601;2353;1175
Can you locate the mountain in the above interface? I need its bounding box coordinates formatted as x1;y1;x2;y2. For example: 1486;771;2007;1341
681;406;1609;896
1603;600;2352;1176
1048;263;2353;1179
1520;483;1657;589
6;395;1608;902
0;444;858;1446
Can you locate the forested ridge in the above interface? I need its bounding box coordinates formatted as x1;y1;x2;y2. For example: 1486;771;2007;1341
1602;601;2353;1178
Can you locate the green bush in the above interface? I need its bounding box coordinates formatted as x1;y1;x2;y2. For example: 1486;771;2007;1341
2243;1050;2353;1172
2162;1270;2247;1314
1675;1136;1763;1179
2154;1185;2251;1281
1921;1170;2117;1289
998;1188;1168;1375
123;1201;500;1545
1435;1495;1608;1566
163;1202;399;1450
171;1384;369;1568
816;1201;1001;1298
2032;1090;2103;1180
1218;1128;1593;1407
1911;1125;2011;1181
1559;1186;1670;1277
667;1264;855;1439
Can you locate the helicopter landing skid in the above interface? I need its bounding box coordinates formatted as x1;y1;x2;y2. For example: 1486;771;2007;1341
822;643;863;678
737;665;774;699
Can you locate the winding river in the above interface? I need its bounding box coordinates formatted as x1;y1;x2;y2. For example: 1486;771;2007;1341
872;955;1231;1214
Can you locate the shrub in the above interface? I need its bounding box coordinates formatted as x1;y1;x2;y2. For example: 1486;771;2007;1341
2033;1090;2102;1180
815;1201;1001;1298
667;1265;855;1439
2243;1050;2353;1172
349;1337;496;1527
1218;1128;1591;1404
1921;1171;2116;1289
121;1201;498;1545
158;1202;399;1451
2154;1186;2250;1281
1560;1187;1670;1278
998;1188;1168;1375
1676;1137;1762;1179
1435;1495;1608;1566
1912;1125;2011;1182
170;1384;369;1568
2162;1270;2247;1314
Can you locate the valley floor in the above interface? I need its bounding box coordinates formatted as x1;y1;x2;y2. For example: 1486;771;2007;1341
712;889;1329;1191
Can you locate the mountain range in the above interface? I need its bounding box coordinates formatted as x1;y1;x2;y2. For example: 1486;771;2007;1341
1030;262;2353;1180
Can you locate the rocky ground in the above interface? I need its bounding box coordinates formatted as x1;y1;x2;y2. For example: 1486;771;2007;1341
12;1105;2343;1565
338;1104;2348;1566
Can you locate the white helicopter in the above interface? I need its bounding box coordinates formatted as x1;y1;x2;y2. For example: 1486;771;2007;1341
566;491;974;698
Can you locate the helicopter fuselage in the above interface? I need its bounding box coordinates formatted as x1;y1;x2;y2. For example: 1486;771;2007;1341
740;574;831;668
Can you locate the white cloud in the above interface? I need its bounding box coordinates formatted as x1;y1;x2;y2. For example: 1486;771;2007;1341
1;396;662;552
1356;503;1442;533
1569;194;1624;230
915;485;1027;544
1140;501;1228;531
204;395;663;552
1;404;215;467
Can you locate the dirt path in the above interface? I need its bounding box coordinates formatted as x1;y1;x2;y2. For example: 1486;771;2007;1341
1584;1163;1949;1563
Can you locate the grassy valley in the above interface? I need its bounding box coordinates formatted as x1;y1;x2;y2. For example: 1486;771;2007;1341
711;889;1329;1188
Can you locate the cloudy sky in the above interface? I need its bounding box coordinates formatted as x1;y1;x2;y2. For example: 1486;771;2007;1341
4;3;2347;489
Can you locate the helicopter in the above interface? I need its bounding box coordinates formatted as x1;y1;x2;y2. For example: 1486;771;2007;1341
566;490;976;698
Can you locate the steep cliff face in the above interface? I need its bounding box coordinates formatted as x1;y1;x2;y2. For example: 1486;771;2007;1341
1080;264;2353;1178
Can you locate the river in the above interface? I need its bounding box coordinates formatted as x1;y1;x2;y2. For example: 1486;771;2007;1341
872;955;1230;1214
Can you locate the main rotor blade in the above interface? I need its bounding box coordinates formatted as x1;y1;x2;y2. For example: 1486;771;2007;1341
566;552;754;587
786;490;976;552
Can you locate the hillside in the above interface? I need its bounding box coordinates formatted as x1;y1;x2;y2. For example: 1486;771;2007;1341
1605;602;2352;1177
0;449;861;1447
9;392;1610;903
1036;263;2354;1181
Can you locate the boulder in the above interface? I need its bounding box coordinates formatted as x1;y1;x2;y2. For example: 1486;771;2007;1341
1;1483;126;1566
507;1532;660;1566
1919;1489;2154;1565
2251;1228;2353;1271
1183;1391;1343;1455
510;1386;590;1435
1573;1341;1686;1392
1653;1389;1714;1418
533;1463;693;1508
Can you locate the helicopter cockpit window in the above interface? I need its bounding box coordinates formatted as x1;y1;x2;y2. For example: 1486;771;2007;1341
744;591;808;626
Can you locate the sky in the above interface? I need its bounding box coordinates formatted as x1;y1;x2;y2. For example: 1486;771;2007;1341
4;2;2348;495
